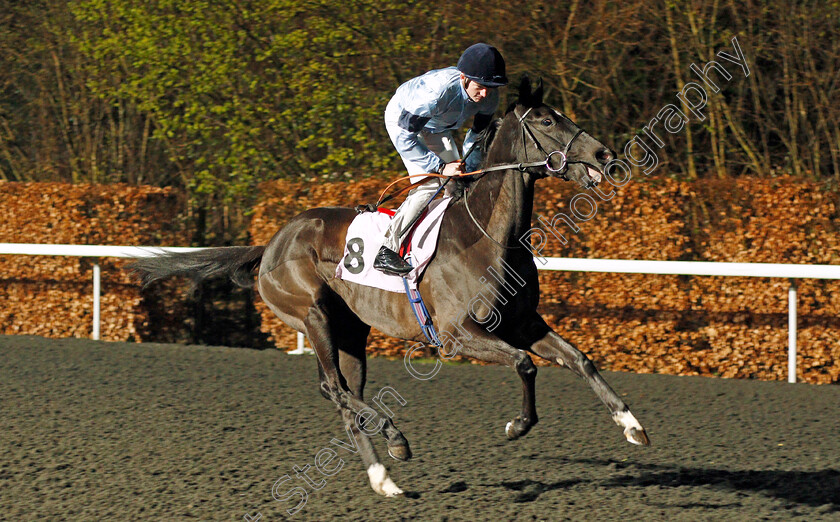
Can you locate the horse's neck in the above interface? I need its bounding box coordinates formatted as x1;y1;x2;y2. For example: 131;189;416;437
467;125;537;244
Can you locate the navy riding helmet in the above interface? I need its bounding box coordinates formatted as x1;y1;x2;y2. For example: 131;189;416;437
457;43;508;88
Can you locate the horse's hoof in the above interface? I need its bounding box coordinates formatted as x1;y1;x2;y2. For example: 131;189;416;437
625;427;651;446
368;463;404;497
387;443;413;462
613;410;650;446
505;416;533;440
505;421;517;440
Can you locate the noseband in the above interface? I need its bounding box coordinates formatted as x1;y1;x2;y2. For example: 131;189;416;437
462;105;595;249
515;106;586;182
466;107;583;178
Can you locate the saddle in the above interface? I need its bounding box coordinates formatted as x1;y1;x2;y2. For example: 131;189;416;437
334;198;451;293
374;206;428;258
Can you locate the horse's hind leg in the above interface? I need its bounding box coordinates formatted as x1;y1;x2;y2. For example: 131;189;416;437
312;323;411;458
305;294;405;496
317;352;403;494
336;407;403;497
336;342;410;495
529;327;650;446
335;334;412;462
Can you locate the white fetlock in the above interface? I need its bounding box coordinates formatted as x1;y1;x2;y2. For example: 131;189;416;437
612;410;647;445
367;463;404;497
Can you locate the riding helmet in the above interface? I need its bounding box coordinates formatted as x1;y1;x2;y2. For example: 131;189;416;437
457;43;508;88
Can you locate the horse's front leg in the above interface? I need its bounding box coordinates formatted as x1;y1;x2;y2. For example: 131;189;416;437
453;332;539;440
529;328;651;446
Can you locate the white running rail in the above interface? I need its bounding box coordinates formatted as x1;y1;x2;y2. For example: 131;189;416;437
540;258;840;384
0;244;203;341
4;244;840;383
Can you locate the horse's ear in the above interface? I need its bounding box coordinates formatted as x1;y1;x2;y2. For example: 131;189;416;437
532;77;544;105
518;75;544;107
518;75;533;103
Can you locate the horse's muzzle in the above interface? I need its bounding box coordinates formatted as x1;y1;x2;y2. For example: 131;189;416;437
586;166;603;184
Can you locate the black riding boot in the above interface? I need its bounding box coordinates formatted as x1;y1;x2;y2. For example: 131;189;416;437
374;246;413;275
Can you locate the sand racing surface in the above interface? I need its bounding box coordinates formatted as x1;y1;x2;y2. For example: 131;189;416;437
1;335;839;520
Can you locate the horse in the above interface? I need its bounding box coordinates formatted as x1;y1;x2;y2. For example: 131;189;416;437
131;77;650;498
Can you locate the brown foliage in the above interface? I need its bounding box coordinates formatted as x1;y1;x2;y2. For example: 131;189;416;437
0;182;189;341
251;175;840;384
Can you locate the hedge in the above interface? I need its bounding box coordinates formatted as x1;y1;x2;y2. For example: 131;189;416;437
0;182;189;342
4;178;837;384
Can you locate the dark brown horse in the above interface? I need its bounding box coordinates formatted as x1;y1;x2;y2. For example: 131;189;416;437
132;78;649;498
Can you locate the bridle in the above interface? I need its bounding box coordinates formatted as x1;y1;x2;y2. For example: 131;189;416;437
368;104;602;251
463;104;594;249
464;106;581;178
516;106;585;180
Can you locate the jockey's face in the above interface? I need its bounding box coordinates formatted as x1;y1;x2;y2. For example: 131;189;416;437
461;74;495;103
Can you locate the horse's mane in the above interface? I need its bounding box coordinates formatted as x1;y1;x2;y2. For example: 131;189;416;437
478;119;501;159
467;83;541;172
447;118;501;200
449;77;542;201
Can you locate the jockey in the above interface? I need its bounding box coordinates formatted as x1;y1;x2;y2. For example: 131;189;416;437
374;43;508;275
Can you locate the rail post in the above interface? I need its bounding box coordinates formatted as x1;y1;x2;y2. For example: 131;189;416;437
92;260;101;341
788;278;797;383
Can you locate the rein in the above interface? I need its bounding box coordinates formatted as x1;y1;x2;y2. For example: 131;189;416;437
372;104;590;250
516;106;583;181
462;105;586;250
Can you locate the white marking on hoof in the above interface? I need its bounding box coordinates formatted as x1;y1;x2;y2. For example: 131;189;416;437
612;410;647;445
367;463;403;497
505;421;513;437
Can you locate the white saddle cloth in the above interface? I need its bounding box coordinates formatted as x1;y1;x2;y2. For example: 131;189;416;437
334;198;451;293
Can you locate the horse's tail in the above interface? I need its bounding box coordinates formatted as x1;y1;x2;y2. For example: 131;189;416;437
130;246;266;289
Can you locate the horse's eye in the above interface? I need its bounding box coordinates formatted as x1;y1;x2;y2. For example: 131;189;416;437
541;118;553;126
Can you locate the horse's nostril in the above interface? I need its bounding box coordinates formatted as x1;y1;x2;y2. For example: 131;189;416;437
596;148;613;164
